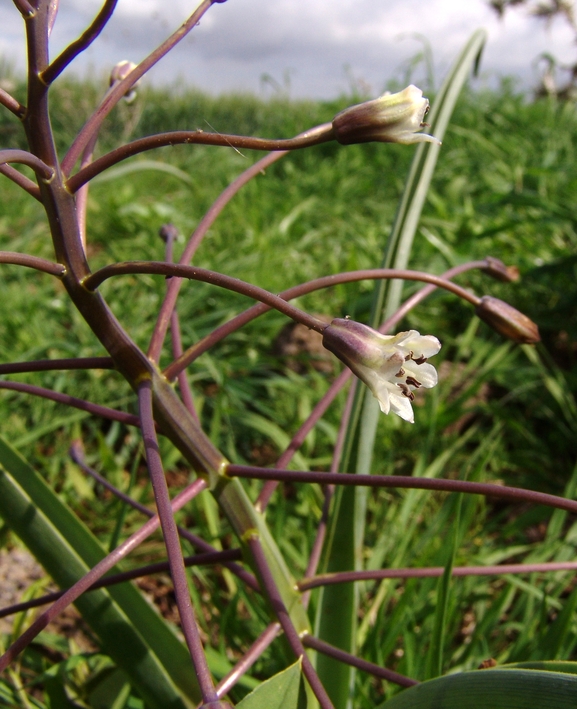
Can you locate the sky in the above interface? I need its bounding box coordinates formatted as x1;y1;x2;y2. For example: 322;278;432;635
1;0;576;99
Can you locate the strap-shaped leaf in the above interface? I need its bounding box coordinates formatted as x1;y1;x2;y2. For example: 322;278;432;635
0;435;198;709
376;668;577;708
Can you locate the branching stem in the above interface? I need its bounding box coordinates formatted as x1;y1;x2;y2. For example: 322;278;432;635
43;0;119;83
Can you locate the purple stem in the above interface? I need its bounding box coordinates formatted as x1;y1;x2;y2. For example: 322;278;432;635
0;251;65;276
302;634;418;688
0;357;114;375
0;149;53;180
0;88;25;117
68;124;334;192
164;264;485;381
0;477;206;671
43;0;119;83
0;164;40;198
138;381;218;703
149;150;287;362
0;549;242;620
229;465;577;515
0;380;141;427
84;261;329;333
215;623;281;699
70;441;259;591
246;535;335;709
163;225;199;419
298;560;577;592
61;0;215;175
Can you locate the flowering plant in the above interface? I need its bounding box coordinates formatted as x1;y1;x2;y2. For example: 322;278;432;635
0;5;570;709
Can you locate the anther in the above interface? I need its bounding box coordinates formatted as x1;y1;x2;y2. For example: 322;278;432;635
405;376;422;388
397;383;415;400
395;368;405;378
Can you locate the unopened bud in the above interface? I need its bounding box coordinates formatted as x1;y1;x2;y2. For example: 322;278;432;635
481;257;519;283
110;60;139;102
332;85;441;146
475;296;540;344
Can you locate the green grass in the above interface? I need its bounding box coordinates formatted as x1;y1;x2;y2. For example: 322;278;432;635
1;77;577;707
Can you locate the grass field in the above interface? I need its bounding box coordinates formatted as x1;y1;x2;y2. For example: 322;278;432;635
1;74;577;707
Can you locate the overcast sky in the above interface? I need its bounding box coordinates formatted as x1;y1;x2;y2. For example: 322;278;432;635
1;0;575;98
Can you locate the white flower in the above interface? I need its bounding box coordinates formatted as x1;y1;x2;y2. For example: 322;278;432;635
322;319;441;423
332;85;441;146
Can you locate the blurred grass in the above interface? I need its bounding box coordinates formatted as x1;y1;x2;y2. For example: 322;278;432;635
1;76;577;707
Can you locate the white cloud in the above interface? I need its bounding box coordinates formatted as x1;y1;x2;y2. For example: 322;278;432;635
1;0;575;97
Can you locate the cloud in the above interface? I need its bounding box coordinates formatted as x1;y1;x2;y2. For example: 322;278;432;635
1;0;575;98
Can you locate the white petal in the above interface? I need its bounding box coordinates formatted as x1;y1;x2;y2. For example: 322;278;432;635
405;361;438;388
389;392;414;423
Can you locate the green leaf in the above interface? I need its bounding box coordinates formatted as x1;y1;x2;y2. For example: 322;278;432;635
0;435;198;709
236;659;307;709
376;669;577;708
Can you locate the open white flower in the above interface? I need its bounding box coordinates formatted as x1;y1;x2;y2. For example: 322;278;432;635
332;85;441;146
322;319;441;423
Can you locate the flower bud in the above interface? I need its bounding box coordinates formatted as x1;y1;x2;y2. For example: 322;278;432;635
481;257;519;283
332;85;441;146
323;318;441;423
109;60;139;102
475;296;540;344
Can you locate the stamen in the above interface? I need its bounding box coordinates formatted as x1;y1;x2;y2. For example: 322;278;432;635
397;383;415;400
404;351;413;362
395;368;405;378
405;376;422;388
412;354;427;365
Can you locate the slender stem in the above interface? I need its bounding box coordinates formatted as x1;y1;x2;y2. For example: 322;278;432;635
164;266;482;381
215;623;281;698
0;550;243;620
0;149;54;180
162;225;198;418
68;124;335;192
61;0;215;175
302;635;418;688
138;381;218;703
0;357;114;375
0;87;25;118
298;560;577;592
300;485;335;610
0;251;65;276
149;150;287;362
228;465;577;515
0;164;40;198
0;477;206;671
246;536;335;709
70;441;259;591
43;0;119;83
0;380;140;427
83;261;329;333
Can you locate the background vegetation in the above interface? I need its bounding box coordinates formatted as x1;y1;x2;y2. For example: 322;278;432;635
1;73;577;707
